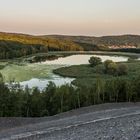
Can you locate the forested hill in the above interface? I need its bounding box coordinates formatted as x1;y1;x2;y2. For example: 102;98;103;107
46;35;140;46
0;32;140;59
0;32;83;59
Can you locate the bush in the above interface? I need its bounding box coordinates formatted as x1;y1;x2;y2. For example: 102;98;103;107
104;60;117;75
89;56;102;67
107;62;118;75
104;60;128;76
104;60;113;70
117;64;128;76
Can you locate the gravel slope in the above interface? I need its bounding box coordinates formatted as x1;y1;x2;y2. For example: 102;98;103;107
0;103;140;140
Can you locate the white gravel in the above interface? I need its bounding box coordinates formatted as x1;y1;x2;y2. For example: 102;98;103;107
0;103;140;140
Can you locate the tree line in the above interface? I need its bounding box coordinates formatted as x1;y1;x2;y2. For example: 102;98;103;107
89;56;128;76
0;40;48;59
0;73;140;117
0;33;83;59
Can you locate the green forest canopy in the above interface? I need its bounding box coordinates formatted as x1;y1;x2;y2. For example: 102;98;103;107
1;32;140;59
0;32;83;59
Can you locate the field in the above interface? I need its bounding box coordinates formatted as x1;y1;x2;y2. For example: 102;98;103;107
0;52;140;118
54;60;140;87
0;51;139;84
0;63;63;82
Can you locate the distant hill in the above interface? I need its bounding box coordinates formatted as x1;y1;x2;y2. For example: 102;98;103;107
0;32;140;59
0;32;83;59
45;34;140;50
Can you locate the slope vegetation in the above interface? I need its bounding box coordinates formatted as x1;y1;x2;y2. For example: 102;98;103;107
1;32;140;59
47;34;140;47
0;32;83;59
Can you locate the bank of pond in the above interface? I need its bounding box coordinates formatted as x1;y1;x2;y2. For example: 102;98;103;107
0;71;140;117
54;60;140;88
0;53;140;117
0;54;130;90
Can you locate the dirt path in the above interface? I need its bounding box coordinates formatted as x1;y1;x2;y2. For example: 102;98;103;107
0;103;140;140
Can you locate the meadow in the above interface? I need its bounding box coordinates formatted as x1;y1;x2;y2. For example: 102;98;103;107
54;60;140;87
0;63;63;82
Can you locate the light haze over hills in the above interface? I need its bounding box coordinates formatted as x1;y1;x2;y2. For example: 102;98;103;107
0;0;140;36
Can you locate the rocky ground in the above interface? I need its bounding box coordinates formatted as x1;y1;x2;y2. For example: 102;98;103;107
0;103;140;140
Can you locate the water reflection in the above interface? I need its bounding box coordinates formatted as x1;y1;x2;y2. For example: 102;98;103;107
20;75;75;90
42;54;128;65
20;54;128;89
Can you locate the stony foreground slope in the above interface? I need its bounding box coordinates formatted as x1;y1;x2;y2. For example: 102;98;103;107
0;103;140;140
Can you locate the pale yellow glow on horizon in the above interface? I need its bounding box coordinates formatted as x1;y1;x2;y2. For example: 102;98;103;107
0;0;140;36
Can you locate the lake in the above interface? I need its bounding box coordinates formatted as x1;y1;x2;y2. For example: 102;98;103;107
42;54;128;65
0;54;128;90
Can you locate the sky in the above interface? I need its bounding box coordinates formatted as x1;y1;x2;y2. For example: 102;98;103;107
0;0;140;36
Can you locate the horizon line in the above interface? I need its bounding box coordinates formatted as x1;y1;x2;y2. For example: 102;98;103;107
0;31;140;38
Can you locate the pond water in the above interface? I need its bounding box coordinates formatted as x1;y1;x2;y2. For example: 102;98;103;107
1;54;128;90
42;54;128;65
20;75;75;90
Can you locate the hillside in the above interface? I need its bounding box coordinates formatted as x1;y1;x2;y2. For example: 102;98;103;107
0;32;140;59
46;34;140;47
0;32;83;59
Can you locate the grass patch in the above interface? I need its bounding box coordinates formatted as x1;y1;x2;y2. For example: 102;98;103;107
54;61;140;87
0;63;63;82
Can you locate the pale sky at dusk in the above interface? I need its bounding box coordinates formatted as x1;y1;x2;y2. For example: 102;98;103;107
0;0;140;36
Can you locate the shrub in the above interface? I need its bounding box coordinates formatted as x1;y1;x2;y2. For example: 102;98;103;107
89;56;102;67
104;60;114;70
107;62;118;75
104;60;118;75
104;60;128;76
117;64;128;76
